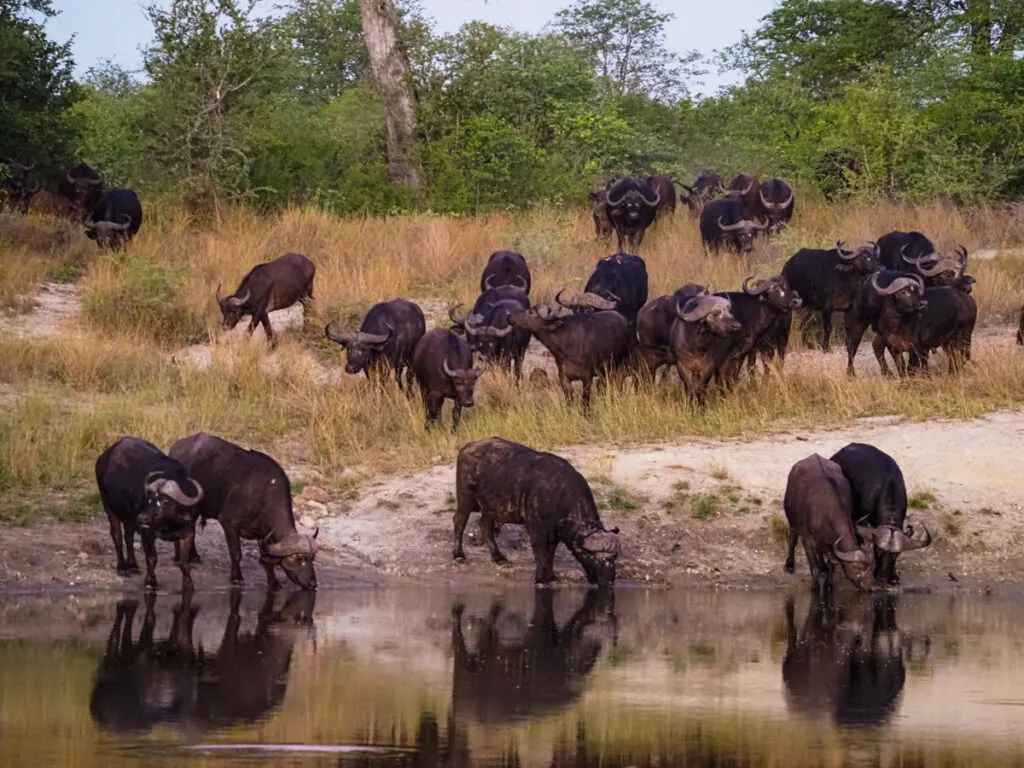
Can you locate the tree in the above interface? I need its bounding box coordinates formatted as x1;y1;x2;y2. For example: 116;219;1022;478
357;0;421;189
553;0;700;102
0;0;79;169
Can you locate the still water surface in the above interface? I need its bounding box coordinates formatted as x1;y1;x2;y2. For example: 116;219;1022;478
2;587;1024;767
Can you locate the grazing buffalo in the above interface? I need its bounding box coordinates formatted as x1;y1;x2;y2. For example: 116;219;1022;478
27;189;81;218
89;589;312;735
716;275;803;377
645;173;678;219
604;176;661;252
326;298;425;389
817;148;861;202
588;188;614;238
96;437;204;591
700;197;768;253
511;305;631;407
671;294;743;405
451;589;613;723
758;178;795;233
1;159;40;213
680;169;724;214
60;162;105;211
558;253;649;330
783;594;907;725
869;272;977;376
412;329;483;429
781;241;878;351
783;454;901;593
636;283;708;378
480;250;531;294
217;252;315;342
830;443;932;585
452;288;531;380
168;433;318;591
85;187;142;248
454;437;621;585
726;172;761;216
877;231;935;270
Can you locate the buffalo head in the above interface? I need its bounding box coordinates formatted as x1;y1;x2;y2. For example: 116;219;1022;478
835;241;879;273
442;358;483;407
871;272;927;314
325;322;393;374
718;216;769;252
260;529;318;590
138;473;204;540
743;275;803;312
575;529;621;587
85;214;132;249
677;295;742;336
606;183;660;223
215;284;251;329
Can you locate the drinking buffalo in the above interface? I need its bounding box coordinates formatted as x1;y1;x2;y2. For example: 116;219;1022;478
604;176;661;252
781;241;878;351
451;589;613;723
217;252;315;342
758;178;795;233
700;198;768;253
636;283;708;378
830;443;932;585
454;437;621;586
326;298;425;389
95;437;204;591
671;294;742;405
85;187;142;248
168;433;318;590
411;329;483;429
452;288;531;380
511;305;631;407
783;454;903;593
480;250;531;294
557;253;649;330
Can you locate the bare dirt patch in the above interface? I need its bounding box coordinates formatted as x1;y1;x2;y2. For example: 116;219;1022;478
0;282;81;338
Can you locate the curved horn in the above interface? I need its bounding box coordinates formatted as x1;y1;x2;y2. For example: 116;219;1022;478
555;289;573;309
84;219;97;230
758;189;776;210
606;185;627;206
717;216;746;232
157;478;204;506
902;250;941;266
356;324;393;346
226;288;250;307
837;241;861;260
484;274;495;290
872;272;922;296
265;532;314;557
442;359;458;377
955;245;968;270
513;274;528;291
574;292;617;310
88;173;105;186
779;188;794;208
216;283;224;305
65;170;76;185
743;276;770;295
582;531;621;555
144;472;164;494
106;214;131;232
639;185;661;208
324;322;355;347
916;257;961;277
448;304;466;327
833;536;870;564
487;323;514;338
753;218;770;231
679;296;715;322
25;176;40;195
886;522;933;552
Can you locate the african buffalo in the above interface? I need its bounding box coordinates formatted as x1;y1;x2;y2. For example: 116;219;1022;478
451;287;531;380
869;272;977;376
726;172;761;216
480;250;531;294
700;198;768;253
96;436;203;591
646;174;677;219
783;594;907;725
783;454;901;593
326;298;425;389
830;443;932;585
604;176;661;252
27;189;81;218
680;169;724;214
217;252;315;342
558;252;649;330
1;159;40;213
670;294;743;405
901;245;972;288
877;231;935;270
636;283;708;378
511;305;631;407
412;329;483;429
451;589;614;723
168;433;318;590
85;187;142;248
715;275;803;378
588;188;614;238
454;437;621;585
60;162;105;211
758;178;795;233
781;241;878;351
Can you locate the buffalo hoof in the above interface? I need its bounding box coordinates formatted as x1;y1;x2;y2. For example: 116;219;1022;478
453;554;466;564
267;580;282;592
534;579;558;589
783;562;795;574
491;554;509;565
144;579;158;591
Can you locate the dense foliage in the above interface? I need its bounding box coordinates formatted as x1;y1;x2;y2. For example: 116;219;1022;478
3;0;1023;212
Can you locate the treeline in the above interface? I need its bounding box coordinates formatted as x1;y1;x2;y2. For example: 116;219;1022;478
2;0;1023;214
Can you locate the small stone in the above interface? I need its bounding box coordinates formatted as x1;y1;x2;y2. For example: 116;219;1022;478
303;500;328;516
77;552;89;561
300;515;316;529
300;485;329;504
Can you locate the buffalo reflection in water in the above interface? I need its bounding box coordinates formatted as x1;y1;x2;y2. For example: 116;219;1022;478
782;593;924;726
451;588;616;725
88;588;314;734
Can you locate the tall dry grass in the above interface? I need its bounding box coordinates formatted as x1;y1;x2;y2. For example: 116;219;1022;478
1;201;1024;521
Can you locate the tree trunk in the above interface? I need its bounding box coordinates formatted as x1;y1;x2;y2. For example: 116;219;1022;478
357;0;420;190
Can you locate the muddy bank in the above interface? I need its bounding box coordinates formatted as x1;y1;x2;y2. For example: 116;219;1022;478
2;411;1023;596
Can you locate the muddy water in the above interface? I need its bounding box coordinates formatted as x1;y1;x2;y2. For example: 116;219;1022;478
2;588;1024;767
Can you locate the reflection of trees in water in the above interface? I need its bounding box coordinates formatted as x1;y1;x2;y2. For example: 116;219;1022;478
782;592;927;727
88;588;314;734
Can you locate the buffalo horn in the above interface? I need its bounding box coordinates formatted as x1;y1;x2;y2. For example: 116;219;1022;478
442;359;458;377
605;187;625;207
265;532;315;557
955;245;968;270
555;288;573;309
679;295;728;322
833;536;870;564
753;218;770;231
464;313;484;335
324;322;355;347
837;241;864;260
916;257;961;277
357;325;393;346
743;276;770;295
717;216;749;232
582;531;621;556
902;249;941;266
639;186;661;208
153;477;204;506
882;522;933;553
484;274;495;290
512;274;528;291
226;288;250;307
871;272;924;296
487;323;514;338
84;219;97;230
26;176;40;195
448;304;466;327
572;292;617;310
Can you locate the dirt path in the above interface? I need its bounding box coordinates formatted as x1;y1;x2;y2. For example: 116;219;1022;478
0;282;82;338
5;411;1022;595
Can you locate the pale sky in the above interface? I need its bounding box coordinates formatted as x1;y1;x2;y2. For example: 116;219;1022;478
49;0;778;95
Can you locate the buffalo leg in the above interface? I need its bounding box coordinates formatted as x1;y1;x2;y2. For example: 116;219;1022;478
174;534;194;593
452;403;462;431
424;392;443;424
124;524;141;573
452;493;476;562
784;529;799;573
261;560;282;591
530;530;558;585
845;316;869;376
106;510;129;574
581;376;593;409
872;335;893;377
804;540;824;592
224;527;244;585
481;513;508;564
141;532;159;590
894;348;909;378
820;311;833;352
260;312;275;344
